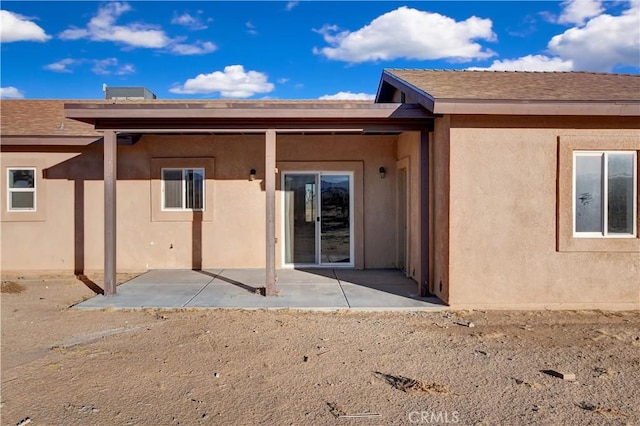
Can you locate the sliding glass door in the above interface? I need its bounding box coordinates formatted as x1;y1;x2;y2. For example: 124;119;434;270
283;172;353;267
283;174;317;264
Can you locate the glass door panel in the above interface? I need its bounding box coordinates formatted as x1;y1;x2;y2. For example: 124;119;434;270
320;174;351;264
284;174;317;264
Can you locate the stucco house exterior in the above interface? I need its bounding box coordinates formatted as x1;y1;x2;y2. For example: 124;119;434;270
2;69;639;309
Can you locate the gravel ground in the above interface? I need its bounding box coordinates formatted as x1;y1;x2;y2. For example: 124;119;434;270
1;274;639;425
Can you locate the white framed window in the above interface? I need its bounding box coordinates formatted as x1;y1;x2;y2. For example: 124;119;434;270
161;168;205;211
573;151;637;238
7;168;36;211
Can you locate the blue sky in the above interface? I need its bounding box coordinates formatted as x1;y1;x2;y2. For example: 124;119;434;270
1;1;638;100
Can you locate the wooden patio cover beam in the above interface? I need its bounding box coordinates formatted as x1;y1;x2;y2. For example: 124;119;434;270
65;102;432;120
100;128;279;297
265;130;277;296
104;130;117;296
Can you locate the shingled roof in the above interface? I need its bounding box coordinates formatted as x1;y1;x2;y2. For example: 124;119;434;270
377;69;640;115
1;100;102;137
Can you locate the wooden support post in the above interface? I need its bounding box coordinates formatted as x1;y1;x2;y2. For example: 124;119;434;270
265;129;277;296
419;129;431;297
104;131;117;296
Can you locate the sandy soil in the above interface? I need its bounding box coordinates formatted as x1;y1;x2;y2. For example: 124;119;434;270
1;274;639;425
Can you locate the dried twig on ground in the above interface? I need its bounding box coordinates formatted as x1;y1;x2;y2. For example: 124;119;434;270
579;402;627;419
374;372;449;394
326;402;380;419
327;402;346;418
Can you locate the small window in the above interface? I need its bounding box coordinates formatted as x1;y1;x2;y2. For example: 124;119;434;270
573;151;637;238
7;168;36;211
161;168;204;211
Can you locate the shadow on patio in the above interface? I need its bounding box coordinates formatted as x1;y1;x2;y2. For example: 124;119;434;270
73;269;446;311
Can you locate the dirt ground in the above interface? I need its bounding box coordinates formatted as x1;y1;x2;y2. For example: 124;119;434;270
1;274;639;426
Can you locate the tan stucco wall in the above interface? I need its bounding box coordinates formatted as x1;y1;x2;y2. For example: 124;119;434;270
1;152;77;272
1;134;401;273
432;117;451;303
396;132;422;282
445;115;640;310
277;135;399;269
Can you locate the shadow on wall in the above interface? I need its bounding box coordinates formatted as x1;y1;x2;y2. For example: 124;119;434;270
192;210;202;270
45;147;104;294
40;138;266;292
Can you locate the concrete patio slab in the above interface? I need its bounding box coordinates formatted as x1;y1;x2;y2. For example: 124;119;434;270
339;282;440;309
127;269;221;285
74;269;447;311
273;268;338;284
186;281;349;309
209;268;338;286
76;282;210;309
335;269;416;286
208;269;266;286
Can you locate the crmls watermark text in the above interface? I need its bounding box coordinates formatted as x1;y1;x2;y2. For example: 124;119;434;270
408;410;460;424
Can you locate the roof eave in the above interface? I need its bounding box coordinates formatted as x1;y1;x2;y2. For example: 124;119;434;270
432;100;640;116
0;135;139;146
0;136;103;146
376;70;436;112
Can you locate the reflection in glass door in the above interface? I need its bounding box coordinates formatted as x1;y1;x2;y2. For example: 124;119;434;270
284;174;316;264
283;172;353;266
320;175;351;264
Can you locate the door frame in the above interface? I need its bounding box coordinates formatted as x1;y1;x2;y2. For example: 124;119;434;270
281;171;354;268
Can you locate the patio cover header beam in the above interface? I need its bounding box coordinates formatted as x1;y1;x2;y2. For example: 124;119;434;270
64;103;434;133
89;124;431;133
64;102;434;135
65;102;430;120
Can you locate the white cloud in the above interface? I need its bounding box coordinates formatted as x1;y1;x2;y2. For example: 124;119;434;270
115;63;135;75
92;58;136;75
171;11;208;30
557;0;604;25
0;86;25;99
58;2;217;56
277;78;290;84
0;10;50;43
44;57;134;75
285;1;299;11
169;65;275;98
246;21;258;35
469;1;639;73
468;55;574;72
170;40;217;55
44;58;82;73
59;2;170;48
319;92;375;100
58;28;89;39
313;6;496;63
548;1;640;71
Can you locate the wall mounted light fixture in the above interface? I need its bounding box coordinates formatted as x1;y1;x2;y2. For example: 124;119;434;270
249;169;256;181
379;167;386;179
